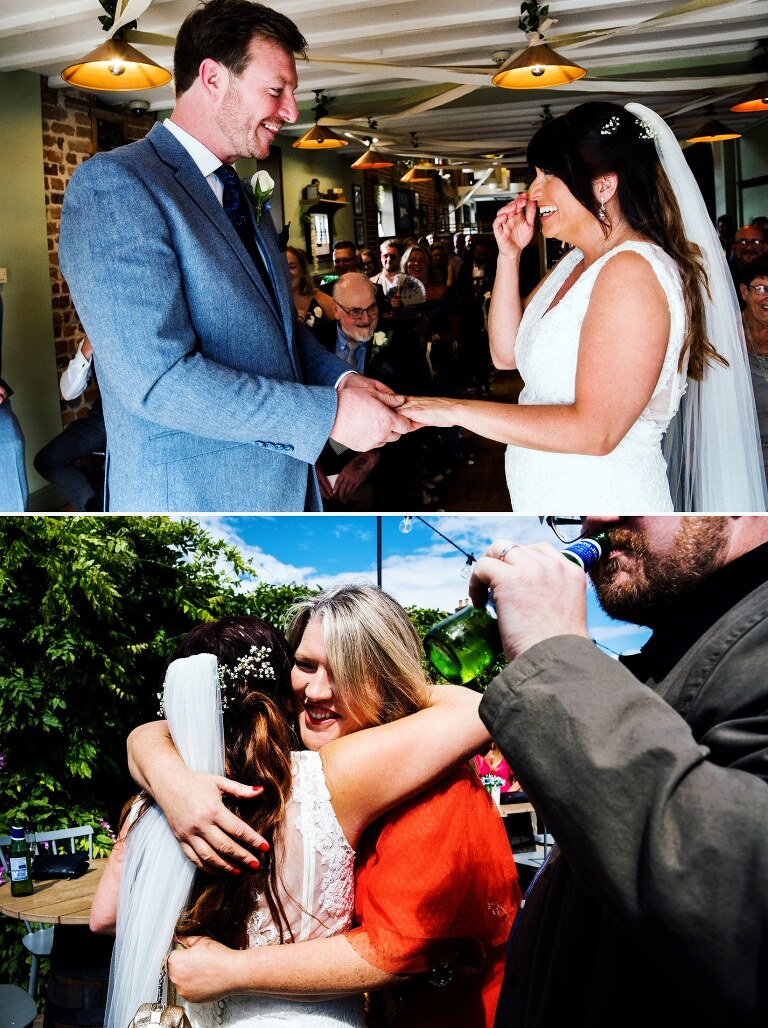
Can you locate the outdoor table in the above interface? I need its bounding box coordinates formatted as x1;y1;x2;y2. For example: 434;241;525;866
0;859;112;1027
0;857;106;925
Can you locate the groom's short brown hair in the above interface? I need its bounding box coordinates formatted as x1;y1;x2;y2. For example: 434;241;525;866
174;0;307;97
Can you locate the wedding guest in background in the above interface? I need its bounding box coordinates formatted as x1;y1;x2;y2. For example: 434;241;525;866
59;0;407;513
33;335;106;512
359;248;381;277
731;223;766;290
285;245;336;337
717;212;735;255
0;292;28;512
429;240;456;289
317;273;428;508
741;257;768;480
371;239;425;311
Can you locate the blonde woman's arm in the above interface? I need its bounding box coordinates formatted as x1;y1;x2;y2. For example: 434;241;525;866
321;682;490;848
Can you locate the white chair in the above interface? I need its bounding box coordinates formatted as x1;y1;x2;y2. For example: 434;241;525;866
0;825;94;995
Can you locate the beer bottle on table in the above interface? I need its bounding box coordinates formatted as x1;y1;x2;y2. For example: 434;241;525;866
9;824;33;897
423;533;608;685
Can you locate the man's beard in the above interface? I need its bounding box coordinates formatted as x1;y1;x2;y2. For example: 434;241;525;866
589;518;730;627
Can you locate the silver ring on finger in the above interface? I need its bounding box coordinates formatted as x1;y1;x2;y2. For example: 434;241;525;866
499;544;519;562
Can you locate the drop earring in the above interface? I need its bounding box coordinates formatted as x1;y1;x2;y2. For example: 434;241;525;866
598;200;607;222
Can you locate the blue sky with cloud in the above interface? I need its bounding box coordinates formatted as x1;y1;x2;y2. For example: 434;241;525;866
192;515;651;657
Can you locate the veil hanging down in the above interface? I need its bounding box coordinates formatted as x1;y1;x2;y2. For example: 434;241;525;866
625;102;767;512
105;654;225;1028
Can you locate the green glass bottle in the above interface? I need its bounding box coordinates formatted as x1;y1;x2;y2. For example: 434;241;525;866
424;533;609;685
9;824;33;897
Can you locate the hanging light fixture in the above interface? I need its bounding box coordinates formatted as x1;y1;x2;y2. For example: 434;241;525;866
400;134;431;181
730;81;768;112
351;121;393;169
61;2;171;91
401;165;431;182
731;43;768;112
293;91;348;149
351;144;394;170
492;1;585;89
685;119;741;143
62;37;171;90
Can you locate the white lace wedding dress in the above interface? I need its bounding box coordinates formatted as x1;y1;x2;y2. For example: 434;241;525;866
184;751;365;1028
505;240;687;512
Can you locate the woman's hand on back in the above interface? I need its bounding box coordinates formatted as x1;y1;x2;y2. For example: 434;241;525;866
158;769;269;874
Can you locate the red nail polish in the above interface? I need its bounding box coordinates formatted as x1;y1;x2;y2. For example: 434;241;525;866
248;860;260;870
231;867;241;875
252;785;263;792
259;842;270;852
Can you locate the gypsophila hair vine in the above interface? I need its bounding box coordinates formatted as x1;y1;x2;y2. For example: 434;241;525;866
158;645;276;715
600;115;621;136
635;117;657;140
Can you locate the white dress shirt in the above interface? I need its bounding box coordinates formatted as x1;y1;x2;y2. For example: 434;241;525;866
60;338;92;400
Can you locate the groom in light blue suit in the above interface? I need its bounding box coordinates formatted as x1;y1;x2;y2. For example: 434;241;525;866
59;0;409;512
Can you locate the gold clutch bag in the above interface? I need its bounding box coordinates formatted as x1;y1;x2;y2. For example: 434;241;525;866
128;959;191;1028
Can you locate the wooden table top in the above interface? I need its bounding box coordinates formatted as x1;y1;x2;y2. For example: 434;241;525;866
0;857;106;925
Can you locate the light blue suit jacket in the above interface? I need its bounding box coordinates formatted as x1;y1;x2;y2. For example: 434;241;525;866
59;123;347;512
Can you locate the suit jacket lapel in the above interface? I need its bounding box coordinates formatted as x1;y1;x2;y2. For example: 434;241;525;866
147;125;281;322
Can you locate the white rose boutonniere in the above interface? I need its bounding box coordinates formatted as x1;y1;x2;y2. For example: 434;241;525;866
305;306;324;328
371;330;391;355
245;170;275;225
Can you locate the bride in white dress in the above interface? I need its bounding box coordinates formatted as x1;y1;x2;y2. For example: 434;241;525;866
401;101;766;512
92;610;490;1028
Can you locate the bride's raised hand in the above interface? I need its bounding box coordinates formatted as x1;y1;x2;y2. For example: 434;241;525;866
493;192;537;259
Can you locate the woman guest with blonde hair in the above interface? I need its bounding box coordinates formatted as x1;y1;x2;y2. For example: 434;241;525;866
402;101;766;512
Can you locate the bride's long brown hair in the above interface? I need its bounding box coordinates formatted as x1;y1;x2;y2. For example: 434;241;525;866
170;616;298;948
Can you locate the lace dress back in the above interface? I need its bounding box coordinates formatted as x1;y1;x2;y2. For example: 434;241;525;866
185;751;365;1028
505;240;687;511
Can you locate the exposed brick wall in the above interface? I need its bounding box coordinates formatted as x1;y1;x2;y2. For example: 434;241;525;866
41;80;153;426
360;163;456;247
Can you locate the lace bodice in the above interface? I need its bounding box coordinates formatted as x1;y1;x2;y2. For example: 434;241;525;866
506;240;687;511
185;751;363;1028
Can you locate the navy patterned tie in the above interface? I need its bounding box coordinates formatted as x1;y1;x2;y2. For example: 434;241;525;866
214;164;276;306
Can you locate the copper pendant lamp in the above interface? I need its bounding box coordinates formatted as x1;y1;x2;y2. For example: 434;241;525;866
62;36;171;91
400;165;431;183
730;80;768;113
492;2;585;89
293;91;348;149
685;119;741;144
351;146;394;170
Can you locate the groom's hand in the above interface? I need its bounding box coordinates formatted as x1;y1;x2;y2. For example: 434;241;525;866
331;376;413;450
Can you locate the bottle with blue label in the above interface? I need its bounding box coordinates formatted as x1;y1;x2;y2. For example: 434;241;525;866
9;824;33;897
424;533;608;684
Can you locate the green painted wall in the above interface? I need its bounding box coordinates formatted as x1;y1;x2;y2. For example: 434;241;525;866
739;120;768;224
0;71;58;495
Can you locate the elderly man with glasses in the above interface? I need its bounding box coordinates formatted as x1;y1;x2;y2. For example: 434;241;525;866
315;273;429;507
730;224;766;288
